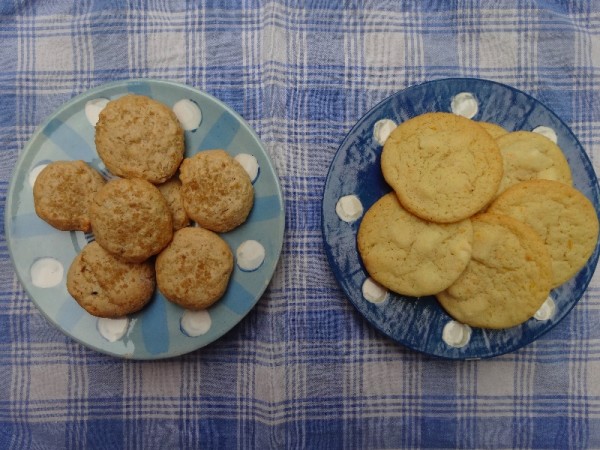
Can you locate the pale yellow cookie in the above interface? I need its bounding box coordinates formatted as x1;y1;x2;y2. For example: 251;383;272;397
179;150;254;232
495;131;572;196
357;192;473;297
67;242;155;318
33;160;105;232
478;121;508;139
156;227;233;310
381;112;503;223
95;94;184;184
489;180;599;286
157;177;190;231
436;213;553;329
90;178;173;263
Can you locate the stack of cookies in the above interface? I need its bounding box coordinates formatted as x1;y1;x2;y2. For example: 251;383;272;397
357;112;599;330
33;94;254;318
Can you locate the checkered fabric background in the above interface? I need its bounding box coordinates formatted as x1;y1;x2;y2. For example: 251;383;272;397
1;1;600;448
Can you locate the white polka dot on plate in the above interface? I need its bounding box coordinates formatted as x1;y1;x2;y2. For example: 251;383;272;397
30;257;63;288
532;126;558;144
85;98;110;126
235;153;259;182
451;92;478;119
336;195;363;223
442;320;472;348
181;310;212;337
28;163;49;188
97;317;130;342
173;99;202;131
373;119;397;146
534;296;555;321
236;240;265;271
362;278;388;304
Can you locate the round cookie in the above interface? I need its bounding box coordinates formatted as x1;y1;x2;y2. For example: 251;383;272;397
381;112;503;223
156;227;234;310
436;213;553;329
67;242;155;318
478;121;508;139
157;177;190;230
495;131;572;196
489;179;599;286
95;94;184;184
33;160;105;232
90;178;173;263
357;192;473;297
179;150;254;232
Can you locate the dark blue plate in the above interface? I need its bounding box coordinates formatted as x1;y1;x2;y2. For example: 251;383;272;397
322;78;600;359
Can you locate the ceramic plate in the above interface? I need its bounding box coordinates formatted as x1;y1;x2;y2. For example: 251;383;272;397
322;78;600;359
6;79;285;359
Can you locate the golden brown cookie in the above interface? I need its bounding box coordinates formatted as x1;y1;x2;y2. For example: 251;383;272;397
381;112;503;223
155;227;234;310
495;131;572;196
489;180;599;286
357;193;473;297
67;241;155;318
436;213;553;329
90;178;173;263
157;177;190;231
33;160;105;232
179;150;254;232
95;94;184;184
478;121;508;139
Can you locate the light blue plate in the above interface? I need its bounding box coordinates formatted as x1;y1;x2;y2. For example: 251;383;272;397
6;79;285;359
322;78;600;360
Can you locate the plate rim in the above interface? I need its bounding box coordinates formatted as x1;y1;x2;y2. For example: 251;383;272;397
5;78;286;360
321;76;600;360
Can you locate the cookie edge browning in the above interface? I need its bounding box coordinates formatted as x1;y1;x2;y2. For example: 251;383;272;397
66;242;155;318
494;131;573;196
436;212;553;329
33;160;105;232
155;227;234;310
90;178;174;263
489;179;600;287
95;94;185;184
157;176;191;231
179;149;254;233
477;121;508;140
381;112;504;223
357;192;474;297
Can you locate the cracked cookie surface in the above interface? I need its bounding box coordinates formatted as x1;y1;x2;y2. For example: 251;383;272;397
494;131;572;196
67;241;155;318
90;178;173;263
489;179;598;286
436;213;552;329
357;192;473;297
33;160;105;232
179;149;254;232
381;112;503;223
95;94;184;184
156;227;233;310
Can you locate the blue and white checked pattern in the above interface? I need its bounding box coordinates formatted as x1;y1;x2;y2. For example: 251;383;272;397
1;1;600;448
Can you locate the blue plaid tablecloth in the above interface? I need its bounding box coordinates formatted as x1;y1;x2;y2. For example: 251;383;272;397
2;1;600;448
